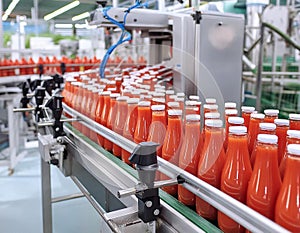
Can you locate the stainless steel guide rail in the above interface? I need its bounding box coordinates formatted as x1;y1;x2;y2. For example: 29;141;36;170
62;102;290;233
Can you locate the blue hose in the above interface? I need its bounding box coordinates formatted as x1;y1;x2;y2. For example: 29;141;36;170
99;1;148;78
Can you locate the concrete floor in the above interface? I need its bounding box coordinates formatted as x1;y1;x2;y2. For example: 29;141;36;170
0;149;101;233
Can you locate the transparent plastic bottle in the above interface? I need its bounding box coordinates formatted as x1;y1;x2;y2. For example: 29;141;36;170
218;126;252;233
248;113;265;155
241;106;255;130
113;96;129;157
122;98;139;164
289;114;300;130
178;114;201;207
274;119;289;165
279;130;300;179
147;105;167;157
196;119;226;221
247;134;282;220
250;122;276;166
275;144;300;232
264;109;279;123
97;91;111;146
103;93;120;151
161;109;183;196
133;101;152;144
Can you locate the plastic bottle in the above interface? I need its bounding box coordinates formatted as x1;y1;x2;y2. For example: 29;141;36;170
122;98;139;164
185;101;199;116
104;93;120;151
218;126;252;233
279;130;300;179
264;109;279;123
97;91;111;146
113;96;129;157
274;119;289;165
147;105;167;157
133;101;152;144
73;82;84;131
90;89;104;142
275;144;300;232
248;113;265;155
175;97;185;111
250;122;276;166
241;106;255;130
224;109;238;151
178;114;202;207
203;104;219;114
166;90;175;102
161;109;183;196
196;119;226;221
289;114;300;130
247;134;282;220
80;85;93;136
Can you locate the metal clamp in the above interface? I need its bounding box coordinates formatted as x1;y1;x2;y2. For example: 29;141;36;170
118;142;184;225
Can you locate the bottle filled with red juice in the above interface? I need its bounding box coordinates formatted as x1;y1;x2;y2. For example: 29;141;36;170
90;89;104;142
241;106;255;130
147;105;167;157
264;109;279;123
161;109;183;196
218;126;252;233
133;101;152;144
247;134;282;220
250;122;276;166
178;114;202;207
104;93;120;151
275;144;300;232
224;109;238;151
97;91;111;146
289;114;300;130
274;119;289;165
248;113;265;155
196;119;226;221
279;130;300;179
122;98;139;164
113;96;129;157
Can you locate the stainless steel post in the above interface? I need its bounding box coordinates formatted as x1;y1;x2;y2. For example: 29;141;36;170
41;157;53;233
7;99;16;173
0;0;3;50
255;24;265;111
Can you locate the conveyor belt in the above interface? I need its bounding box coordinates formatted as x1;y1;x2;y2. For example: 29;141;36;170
64;123;222;233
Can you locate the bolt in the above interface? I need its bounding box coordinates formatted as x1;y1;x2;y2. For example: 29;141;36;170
153;209;160;216
55;127;59;132
56;137;63;143
145;201;152;208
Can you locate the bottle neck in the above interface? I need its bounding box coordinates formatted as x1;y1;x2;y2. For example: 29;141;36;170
152;110;166;123
167;115;182;129
255;142;278;165
227;133;248;151
285;154;300;178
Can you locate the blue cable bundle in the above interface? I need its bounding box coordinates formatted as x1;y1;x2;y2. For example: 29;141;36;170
99;0;148;78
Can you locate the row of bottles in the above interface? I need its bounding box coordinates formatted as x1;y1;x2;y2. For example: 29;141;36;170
0;55;147;77
61;67;300;233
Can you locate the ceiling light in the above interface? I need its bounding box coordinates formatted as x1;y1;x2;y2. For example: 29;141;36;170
2;0;20;21
72;12;90;21
75;23;86;29
55;23;73;29
44;0;80;21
